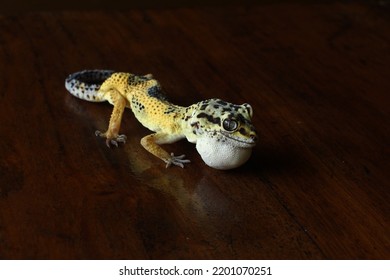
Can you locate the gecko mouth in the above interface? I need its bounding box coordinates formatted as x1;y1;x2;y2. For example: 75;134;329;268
219;131;256;148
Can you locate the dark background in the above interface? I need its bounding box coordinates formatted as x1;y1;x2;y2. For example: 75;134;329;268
1;0;388;12
0;0;389;259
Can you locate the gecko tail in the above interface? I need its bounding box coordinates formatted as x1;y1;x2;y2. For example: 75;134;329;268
65;70;115;102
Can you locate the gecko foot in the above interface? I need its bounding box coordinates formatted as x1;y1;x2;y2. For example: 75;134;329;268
165;153;191;168
95;130;127;148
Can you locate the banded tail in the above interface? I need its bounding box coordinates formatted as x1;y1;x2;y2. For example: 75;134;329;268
65;70;114;102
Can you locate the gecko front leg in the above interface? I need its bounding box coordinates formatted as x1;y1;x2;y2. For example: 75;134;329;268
95;89;128;147
140;133;190;168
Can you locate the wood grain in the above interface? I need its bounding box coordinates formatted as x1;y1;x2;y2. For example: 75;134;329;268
0;2;389;259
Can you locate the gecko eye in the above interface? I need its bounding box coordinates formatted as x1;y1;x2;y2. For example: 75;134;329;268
223;118;238;132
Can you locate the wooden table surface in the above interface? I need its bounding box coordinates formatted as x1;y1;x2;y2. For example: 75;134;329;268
0;1;389;259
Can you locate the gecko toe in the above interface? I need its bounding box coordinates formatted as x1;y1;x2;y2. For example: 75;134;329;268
95;130;104;137
116;134;127;143
110;139;119;147
165;153;191;168
95;130;127;148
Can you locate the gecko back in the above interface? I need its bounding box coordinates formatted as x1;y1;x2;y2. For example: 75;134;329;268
65;70;114;102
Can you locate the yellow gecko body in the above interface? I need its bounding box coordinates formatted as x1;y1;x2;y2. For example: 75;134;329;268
65;70;257;169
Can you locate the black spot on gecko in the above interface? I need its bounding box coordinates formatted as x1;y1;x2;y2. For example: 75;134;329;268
233;105;242;111
164;107;176;114
239;128;247;135
191;122;200;128
236;113;246;123
147;85;167;101
132;99;145;111
197;112;221;125
200;103;209;111
216;100;228;106
222;106;232;113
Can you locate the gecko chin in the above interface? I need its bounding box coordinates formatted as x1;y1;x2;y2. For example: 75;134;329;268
195;135;254;170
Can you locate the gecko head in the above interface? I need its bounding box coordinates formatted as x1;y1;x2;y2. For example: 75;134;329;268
191;99;258;147
190;99;258;169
